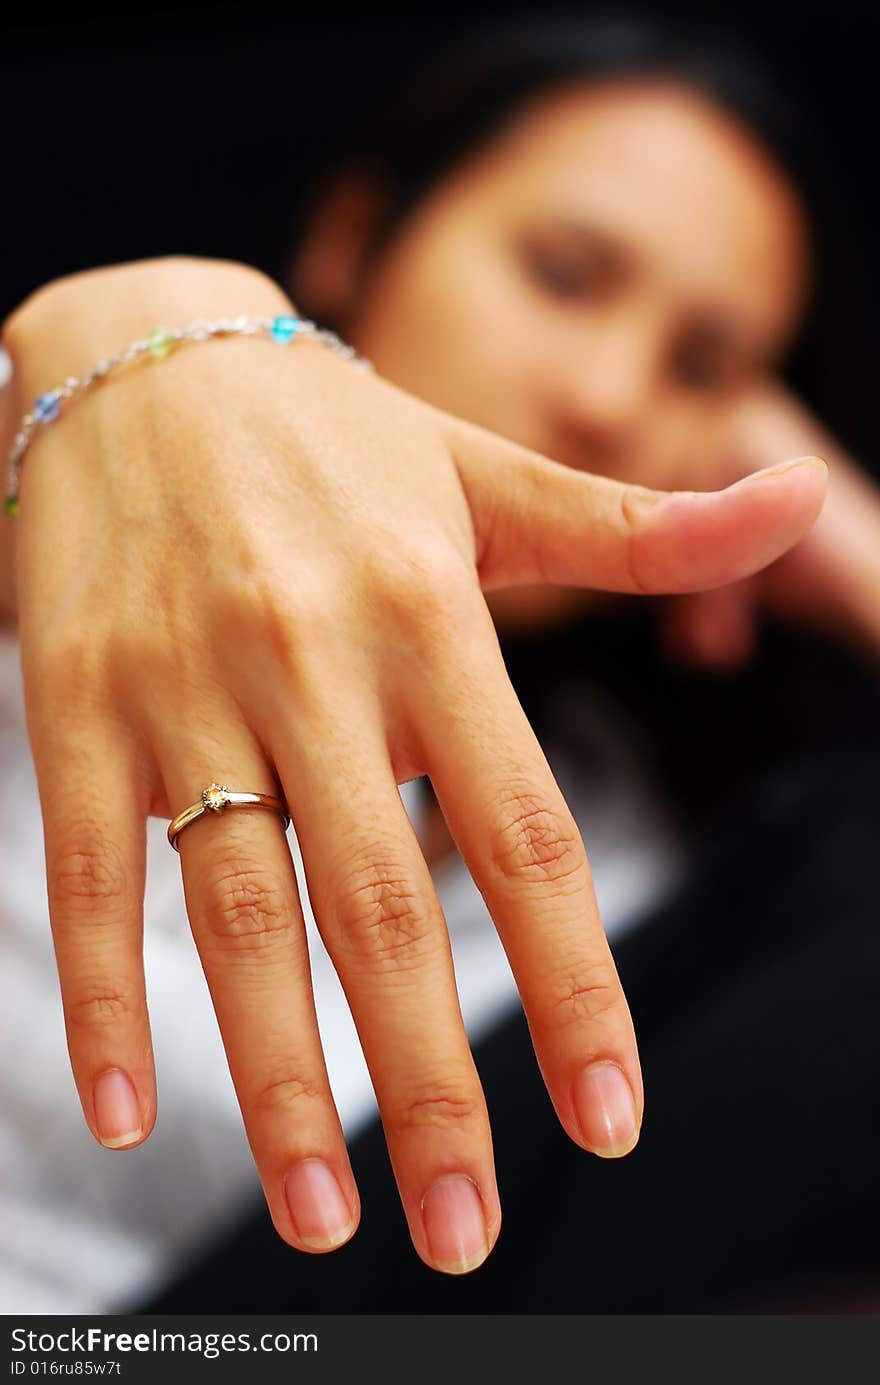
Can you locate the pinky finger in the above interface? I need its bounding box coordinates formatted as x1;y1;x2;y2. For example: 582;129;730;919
31;711;154;1150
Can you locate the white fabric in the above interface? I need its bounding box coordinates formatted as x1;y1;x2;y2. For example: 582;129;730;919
0;620;685;1313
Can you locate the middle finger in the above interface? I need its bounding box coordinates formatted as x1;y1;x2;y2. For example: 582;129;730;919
261;688;503;1277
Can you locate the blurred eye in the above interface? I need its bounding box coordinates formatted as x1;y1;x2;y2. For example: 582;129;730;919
521;246;606;301
673;347;736;393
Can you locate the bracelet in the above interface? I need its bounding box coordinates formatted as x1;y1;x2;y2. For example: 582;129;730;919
3;313;372;518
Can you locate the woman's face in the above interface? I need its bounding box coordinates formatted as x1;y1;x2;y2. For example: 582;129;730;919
306;79;810;625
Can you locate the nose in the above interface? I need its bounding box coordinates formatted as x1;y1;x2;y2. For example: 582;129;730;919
551;320;656;469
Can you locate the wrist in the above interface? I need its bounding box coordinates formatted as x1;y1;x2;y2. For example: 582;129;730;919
0;258;298;622
0;382;17;624
2;256;296;397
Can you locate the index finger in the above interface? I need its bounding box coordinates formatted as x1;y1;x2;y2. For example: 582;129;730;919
409;596;644;1157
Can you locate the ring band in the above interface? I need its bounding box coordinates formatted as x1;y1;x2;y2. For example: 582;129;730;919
167;781;291;853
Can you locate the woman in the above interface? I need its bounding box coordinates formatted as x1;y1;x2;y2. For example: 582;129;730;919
1;15;877;1312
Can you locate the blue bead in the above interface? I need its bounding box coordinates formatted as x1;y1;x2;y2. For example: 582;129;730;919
34;391;61;423
271;315;300;344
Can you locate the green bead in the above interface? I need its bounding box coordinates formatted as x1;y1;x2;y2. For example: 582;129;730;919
4;495;19;519
147;328;174;360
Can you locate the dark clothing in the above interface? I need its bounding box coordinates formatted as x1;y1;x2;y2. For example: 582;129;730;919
140;616;880;1312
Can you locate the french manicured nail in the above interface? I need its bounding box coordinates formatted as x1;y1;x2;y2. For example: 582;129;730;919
93;1068;143;1149
573;1061;639;1157
421;1174;489;1274
283;1159;356;1249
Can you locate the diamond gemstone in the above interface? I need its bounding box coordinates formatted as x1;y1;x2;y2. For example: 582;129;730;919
148;328;174;359
34;391;61;423
202;782;230;812
271;315;300;344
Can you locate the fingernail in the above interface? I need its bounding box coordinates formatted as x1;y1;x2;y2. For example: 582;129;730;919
421;1174;489;1274
283;1159;356;1249
743;455;827;483
93;1068;143;1149
573;1061;639;1157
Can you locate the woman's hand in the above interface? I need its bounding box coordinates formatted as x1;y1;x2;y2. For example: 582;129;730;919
661;380;880;667
1;257;827;1274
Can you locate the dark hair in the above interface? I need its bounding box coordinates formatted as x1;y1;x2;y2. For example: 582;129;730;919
292;9;871;463
361;16;817;261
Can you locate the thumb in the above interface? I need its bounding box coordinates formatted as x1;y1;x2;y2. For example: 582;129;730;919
449;420;827;595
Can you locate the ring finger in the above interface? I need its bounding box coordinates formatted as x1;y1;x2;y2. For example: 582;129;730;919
152;701;360;1255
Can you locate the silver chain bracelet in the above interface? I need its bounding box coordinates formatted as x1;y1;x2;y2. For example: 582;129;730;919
3;313;372;518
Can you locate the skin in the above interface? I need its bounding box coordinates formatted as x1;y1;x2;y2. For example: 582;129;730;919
0;79;838;1278
296;79;810;631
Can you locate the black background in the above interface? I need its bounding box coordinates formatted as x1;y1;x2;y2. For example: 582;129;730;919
1;3;877;454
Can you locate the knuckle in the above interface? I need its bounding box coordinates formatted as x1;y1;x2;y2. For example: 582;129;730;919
250;1067;324;1119
550;965;623;1030
199;858;292;951
31;626;104;702
370;546;478;641
65;986;139;1034
230;563;343;682
329;854;435;970
618;487;654;595
390;1080;483;1134
489;791;587;891
49;831;130;920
